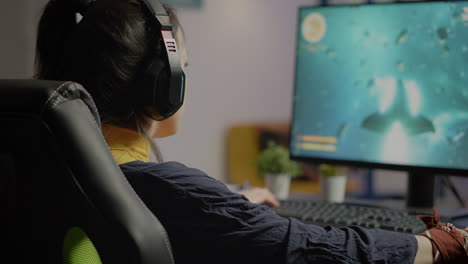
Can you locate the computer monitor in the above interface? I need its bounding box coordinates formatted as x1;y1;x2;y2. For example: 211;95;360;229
290;1;468;209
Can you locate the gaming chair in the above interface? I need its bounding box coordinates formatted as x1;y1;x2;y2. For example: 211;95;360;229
1;80;174;264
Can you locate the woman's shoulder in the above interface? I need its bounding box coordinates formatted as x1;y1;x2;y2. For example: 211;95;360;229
120;160;204;176
120;160;250;210
119;160;228;191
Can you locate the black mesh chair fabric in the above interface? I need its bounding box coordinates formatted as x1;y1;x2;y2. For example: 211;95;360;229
1;80;174;264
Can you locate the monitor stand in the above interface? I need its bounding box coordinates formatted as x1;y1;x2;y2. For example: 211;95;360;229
405;173;468;227
406;172;435;211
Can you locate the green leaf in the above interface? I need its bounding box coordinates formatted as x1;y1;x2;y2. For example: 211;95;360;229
255;141;302;178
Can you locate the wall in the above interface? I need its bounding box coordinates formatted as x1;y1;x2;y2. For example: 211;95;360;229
0;0;50;79
0;0;39;78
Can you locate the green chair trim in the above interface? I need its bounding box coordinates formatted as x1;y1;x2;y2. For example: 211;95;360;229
63;227;102;264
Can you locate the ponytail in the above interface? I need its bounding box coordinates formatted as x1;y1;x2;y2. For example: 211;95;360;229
34;1;78;80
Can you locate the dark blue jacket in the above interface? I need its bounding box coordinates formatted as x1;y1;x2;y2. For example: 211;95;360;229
121;161;417;264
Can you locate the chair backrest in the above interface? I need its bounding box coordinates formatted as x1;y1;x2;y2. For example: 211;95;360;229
1;80;174;264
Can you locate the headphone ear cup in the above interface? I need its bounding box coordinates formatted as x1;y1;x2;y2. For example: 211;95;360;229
156;68;170;97
155;67;171;112
140;58;175;120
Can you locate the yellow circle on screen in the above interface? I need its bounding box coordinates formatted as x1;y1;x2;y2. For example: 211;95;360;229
302;13;327;43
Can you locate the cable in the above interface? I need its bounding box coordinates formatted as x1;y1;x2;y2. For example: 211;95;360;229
441;176;466;208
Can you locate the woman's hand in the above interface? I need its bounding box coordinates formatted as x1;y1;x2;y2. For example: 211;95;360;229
238;187;280;208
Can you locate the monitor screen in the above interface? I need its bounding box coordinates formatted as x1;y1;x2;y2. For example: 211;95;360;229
290;1;468;174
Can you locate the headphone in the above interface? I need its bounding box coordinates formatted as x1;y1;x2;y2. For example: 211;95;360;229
75;0;186;121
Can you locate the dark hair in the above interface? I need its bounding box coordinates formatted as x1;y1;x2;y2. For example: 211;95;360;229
35;0;182;162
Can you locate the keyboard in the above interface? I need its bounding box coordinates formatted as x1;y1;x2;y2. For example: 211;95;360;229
273;199;428;234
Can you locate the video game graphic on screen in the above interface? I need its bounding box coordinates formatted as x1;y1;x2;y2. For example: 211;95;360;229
291;1;468;171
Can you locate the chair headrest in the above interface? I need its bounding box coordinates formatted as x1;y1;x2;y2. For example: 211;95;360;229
0;79;100;126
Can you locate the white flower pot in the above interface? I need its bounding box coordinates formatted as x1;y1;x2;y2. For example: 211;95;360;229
319;175;347;203
265;173;291;200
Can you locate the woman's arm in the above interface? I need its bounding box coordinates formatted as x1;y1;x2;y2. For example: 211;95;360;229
414;236;433;264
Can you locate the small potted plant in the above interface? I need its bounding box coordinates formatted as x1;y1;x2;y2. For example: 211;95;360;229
318;164;348;203
256;141;301;199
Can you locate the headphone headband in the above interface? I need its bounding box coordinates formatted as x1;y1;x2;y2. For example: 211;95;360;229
140;0;166;16
136;0;186;121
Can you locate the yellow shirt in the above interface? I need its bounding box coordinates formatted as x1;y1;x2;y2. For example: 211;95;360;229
101;124;151;165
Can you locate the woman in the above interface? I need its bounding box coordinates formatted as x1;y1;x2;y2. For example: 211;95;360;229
35;0;467;263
